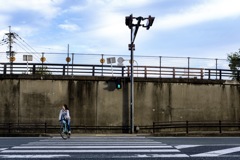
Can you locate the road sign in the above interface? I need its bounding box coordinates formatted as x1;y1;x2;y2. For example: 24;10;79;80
23;55;33;61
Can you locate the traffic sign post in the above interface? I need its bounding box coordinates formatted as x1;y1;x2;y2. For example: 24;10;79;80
23;55;33;74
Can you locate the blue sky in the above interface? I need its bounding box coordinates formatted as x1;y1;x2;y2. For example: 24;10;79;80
0;0;240;65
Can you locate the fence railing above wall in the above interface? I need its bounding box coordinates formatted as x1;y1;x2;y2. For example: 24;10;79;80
0;63;239;81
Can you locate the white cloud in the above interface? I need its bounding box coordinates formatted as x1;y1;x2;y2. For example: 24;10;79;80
59;23;81;32
0;0;63;20
60;0;155;54
0;15;10;26
156;0;240;30
68;0;151;12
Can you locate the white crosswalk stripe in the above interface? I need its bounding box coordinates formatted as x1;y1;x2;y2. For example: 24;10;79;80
0;148;7;151
0;136;189;158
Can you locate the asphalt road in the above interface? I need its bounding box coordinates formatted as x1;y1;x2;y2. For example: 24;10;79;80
1;136;240;159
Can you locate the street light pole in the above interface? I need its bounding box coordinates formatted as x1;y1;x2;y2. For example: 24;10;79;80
125;14;155;134
130;26;134;134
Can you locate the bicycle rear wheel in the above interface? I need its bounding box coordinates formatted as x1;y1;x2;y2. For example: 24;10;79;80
60;123;68;140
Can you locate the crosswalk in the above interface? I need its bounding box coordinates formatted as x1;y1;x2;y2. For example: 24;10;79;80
0;136;188;159
2;136;240;159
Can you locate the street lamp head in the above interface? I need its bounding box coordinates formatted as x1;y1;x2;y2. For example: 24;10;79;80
146;15;155;30
136;16;143;21
125;14;133;29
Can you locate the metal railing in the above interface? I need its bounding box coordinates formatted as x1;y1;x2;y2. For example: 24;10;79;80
1;121;240;134
0;63;239;80
0;123;130;134
153;121;240;134
0;52;229;70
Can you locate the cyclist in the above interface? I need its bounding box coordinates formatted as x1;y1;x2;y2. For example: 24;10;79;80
59;104;71;134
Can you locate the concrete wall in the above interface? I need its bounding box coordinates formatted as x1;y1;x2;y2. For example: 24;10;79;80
0;77;239;132
134;82;240;127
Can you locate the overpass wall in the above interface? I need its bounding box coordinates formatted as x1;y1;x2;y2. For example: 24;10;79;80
0;77;239;131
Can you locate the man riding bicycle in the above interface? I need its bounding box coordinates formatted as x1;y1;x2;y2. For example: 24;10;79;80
59;104;71;134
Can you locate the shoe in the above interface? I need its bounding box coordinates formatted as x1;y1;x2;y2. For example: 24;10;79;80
68;131;71;134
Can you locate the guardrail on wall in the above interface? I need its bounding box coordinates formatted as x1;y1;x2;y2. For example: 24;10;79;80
0;123;130;134
1;121;240;134
0;63;239;81
153;121;240;134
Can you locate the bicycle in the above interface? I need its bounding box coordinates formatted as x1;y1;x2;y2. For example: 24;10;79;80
60;120;70;140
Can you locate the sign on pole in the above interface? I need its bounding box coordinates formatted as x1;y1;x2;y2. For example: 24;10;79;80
23;55;33;74
23;55;33;61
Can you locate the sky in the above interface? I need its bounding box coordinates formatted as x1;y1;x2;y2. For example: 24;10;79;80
0;0;240;67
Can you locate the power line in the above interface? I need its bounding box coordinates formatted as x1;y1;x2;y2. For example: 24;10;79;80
8;32;50;63
14;37;41;62
14;43;40;62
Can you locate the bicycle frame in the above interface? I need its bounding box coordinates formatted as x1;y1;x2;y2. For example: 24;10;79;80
62;120;68;133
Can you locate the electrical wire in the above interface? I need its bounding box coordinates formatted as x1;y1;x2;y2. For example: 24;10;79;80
14;35;41;58
14;33;50;63
14;43;40;62
14;38;41;62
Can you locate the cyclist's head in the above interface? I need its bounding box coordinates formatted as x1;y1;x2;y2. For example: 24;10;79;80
63;104;69;110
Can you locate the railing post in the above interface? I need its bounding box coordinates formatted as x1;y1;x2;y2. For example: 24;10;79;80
208;70;211;79
63;65;65;75
3;64;7;75
173;68;175;78
8;123;11;134
237;71;240;81
219;120;222;134
187;57;190;79
32;64;36;75
159;56;162;78
153;122;155;134
186;121;189;134
144;66;147;78
45;122;47;133
200;68;204;79
238;120;240;130
92;66;95;76
219;70;222;80
121;66;125;77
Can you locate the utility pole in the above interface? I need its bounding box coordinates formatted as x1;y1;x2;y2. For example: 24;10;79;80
5;26;15;74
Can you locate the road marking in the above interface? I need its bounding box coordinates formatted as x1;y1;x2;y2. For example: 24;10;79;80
12;145;173;149
0;148;7;151
151;154;189;158
0;154;70;158
0;137;189;158
191;146;240;157
114;154;189;158
50;136;148;139
26;142;162;144
2;149;180;153
175;145;202;149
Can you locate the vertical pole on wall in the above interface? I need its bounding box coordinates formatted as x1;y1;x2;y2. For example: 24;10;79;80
187;57;190;79
101;54;104;76
42;52;44;74
67;44;69;75
159;56;162;78
72;53;74;76
216;58;218;80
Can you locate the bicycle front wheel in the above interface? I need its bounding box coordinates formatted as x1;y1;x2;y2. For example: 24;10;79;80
60;123;68;140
